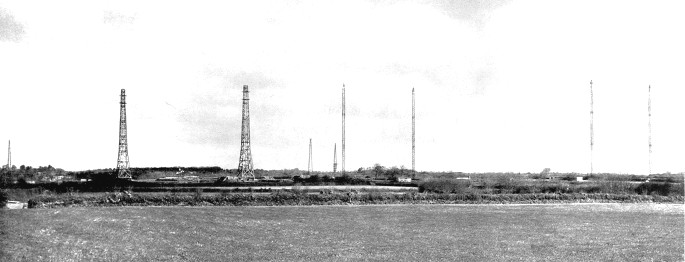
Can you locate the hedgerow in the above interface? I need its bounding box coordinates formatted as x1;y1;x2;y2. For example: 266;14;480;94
25;191;684;208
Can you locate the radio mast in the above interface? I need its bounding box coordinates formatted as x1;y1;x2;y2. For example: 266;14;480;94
237;85;255;181
333;143;337;173
648;85;652;175
342;84;346;175
117;89;131;179
589;80;594;175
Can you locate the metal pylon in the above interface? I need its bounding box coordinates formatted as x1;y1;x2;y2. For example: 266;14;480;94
117;89;131;179
238;85;254;181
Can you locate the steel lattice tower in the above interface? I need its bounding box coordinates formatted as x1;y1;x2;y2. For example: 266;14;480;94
648;85;652;175
333;143;337;173
117;89;131;179
342;84;345;175
308;138;313;175
238;85;254;181
589;80;594;176
412;88;415;178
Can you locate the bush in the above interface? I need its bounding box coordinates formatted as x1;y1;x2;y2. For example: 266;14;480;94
635;182;684;196
193;188;203;200
419;179;471;194
0;189;8;207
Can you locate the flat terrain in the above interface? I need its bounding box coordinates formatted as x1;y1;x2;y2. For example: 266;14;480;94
1;204;683;261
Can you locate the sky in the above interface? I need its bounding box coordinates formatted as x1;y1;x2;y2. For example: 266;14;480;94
0;0;683;174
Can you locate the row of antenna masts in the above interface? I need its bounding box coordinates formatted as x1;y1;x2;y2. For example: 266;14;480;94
589;81;653;175
110;80;655;180
310;85;417;177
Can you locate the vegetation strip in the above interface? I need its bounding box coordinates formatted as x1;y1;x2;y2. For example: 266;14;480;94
24;192;683;208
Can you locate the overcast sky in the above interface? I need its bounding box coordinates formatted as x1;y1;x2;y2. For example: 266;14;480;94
0;0;683;174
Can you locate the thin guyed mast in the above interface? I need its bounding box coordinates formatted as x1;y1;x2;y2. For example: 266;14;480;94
342;84;345;175
412;88;415;178
589;80;594;175
308;138;313;175
648;85;652;175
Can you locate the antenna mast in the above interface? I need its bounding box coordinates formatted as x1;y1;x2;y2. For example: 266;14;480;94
238;85;255;181
333;143;337;173
648;85;652;175
589;80;594;176
412;88;415;178
117;89;131;179
342;84;346;175
308;138;313;175
7;140;11;170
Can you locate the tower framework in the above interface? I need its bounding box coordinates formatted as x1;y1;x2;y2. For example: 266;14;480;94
238;85;255;181
117;89;131;179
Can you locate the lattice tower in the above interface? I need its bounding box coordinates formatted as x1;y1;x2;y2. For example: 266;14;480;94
117;89;131;179
238;85;255;181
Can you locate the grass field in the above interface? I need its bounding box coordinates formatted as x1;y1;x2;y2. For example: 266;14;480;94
1;204;683;261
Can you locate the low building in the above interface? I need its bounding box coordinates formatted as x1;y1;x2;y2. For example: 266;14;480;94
397;177;412;183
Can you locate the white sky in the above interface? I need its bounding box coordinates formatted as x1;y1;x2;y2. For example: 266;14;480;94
0;0;683;174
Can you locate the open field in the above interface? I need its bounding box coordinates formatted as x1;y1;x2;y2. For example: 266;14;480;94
1;204;683;261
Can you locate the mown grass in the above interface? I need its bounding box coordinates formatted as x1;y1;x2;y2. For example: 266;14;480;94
1;204;682;261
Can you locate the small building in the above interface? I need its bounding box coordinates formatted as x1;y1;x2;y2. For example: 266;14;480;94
576;176;584;182
397;177;412;183
156;177;180;182
183;176;200;181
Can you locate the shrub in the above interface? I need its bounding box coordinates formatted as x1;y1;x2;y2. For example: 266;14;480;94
419;179;471;194
0;189;8;207
193;188;203;200
635;182;684;196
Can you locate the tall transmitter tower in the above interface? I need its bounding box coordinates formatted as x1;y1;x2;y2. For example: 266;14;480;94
341;84;345;175
412;88;415;177
117;89;131;179
589;80;594;175
648;85;652;175
237;85;254;181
